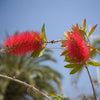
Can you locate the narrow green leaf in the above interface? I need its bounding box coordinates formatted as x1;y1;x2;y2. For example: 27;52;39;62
91;49;97;58
79;29;87;37
72;25;75;31
64;55;73;63
64;64;79;68
35;37;39;41
88;61;100;66
31;51;39;58
86;62;89;66
31;47;45;58
61;39;67;44
42;24;45;32
38;48;45;57
70;64;83;74
41;24;47;41
98;48;100;51
79;30;87;40
49;94;64;100
88;24;98;38
60;50;68;56
83;19;86;31
70;67;83;86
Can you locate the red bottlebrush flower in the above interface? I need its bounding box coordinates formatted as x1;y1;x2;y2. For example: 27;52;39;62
63;29;91;63
4;31;42;55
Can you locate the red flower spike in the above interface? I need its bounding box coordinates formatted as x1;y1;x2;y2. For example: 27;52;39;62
63;28;91;63
4;31;43;55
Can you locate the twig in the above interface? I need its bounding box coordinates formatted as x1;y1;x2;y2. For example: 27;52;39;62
43;39;67;44
85;65;97;100
96;50;100;54
46;47;65;49
0;74;52;100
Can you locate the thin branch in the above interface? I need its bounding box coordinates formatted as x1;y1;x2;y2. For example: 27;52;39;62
96;50;100;54
0;74;52;100
46;47;65;49
85;65;97;100
43;39;67;44
0;39;67;53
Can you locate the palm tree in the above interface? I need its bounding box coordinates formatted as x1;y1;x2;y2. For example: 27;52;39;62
0;49;62;100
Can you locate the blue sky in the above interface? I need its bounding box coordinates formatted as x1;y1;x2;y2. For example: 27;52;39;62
0;0;100;98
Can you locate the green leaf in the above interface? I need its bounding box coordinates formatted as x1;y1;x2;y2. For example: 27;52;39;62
70;64;83;74
35;37;39;41
60;39;67;45
91;49;97;58
64;55;73;63
79;29;87;40
42;24;45;32
83;19;86;31
88;61;100;66
64;64;79;68
49;94;64;100
88;24;98;38
60;50;68;56
41;24;48;41
31;47;45;58
86;62;89;66
79;29;87;37
72;25;75;31
38;48;45;57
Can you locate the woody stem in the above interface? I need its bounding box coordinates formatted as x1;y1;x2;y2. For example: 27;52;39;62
85;65;97;100
0;74;52;100
43;39;67;44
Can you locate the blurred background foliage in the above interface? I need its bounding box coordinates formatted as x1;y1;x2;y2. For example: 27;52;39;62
0;48;62;100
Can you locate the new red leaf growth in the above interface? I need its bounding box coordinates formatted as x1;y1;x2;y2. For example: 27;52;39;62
4;31;43;55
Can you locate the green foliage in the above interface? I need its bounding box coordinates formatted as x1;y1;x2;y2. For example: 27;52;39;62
60;50;67;56
31;24;48;58
31;47;46;58
83;19;86;31
50;94;64;100
70;64;83;75
79;29;88;40
88;24;98;38
64;64;83;74
71;68;83;87
82;19;98;38
61;50;75;64
88;61;100;66
64;55;73;63
0;49;62;100
65;64;79;68
41;24;48;41
91;49;97;58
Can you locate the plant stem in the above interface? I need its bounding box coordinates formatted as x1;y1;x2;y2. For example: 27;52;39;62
0;74;52;100
96;50;100;54
43;39;67;44
46;47;65;49
85;65;97;100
